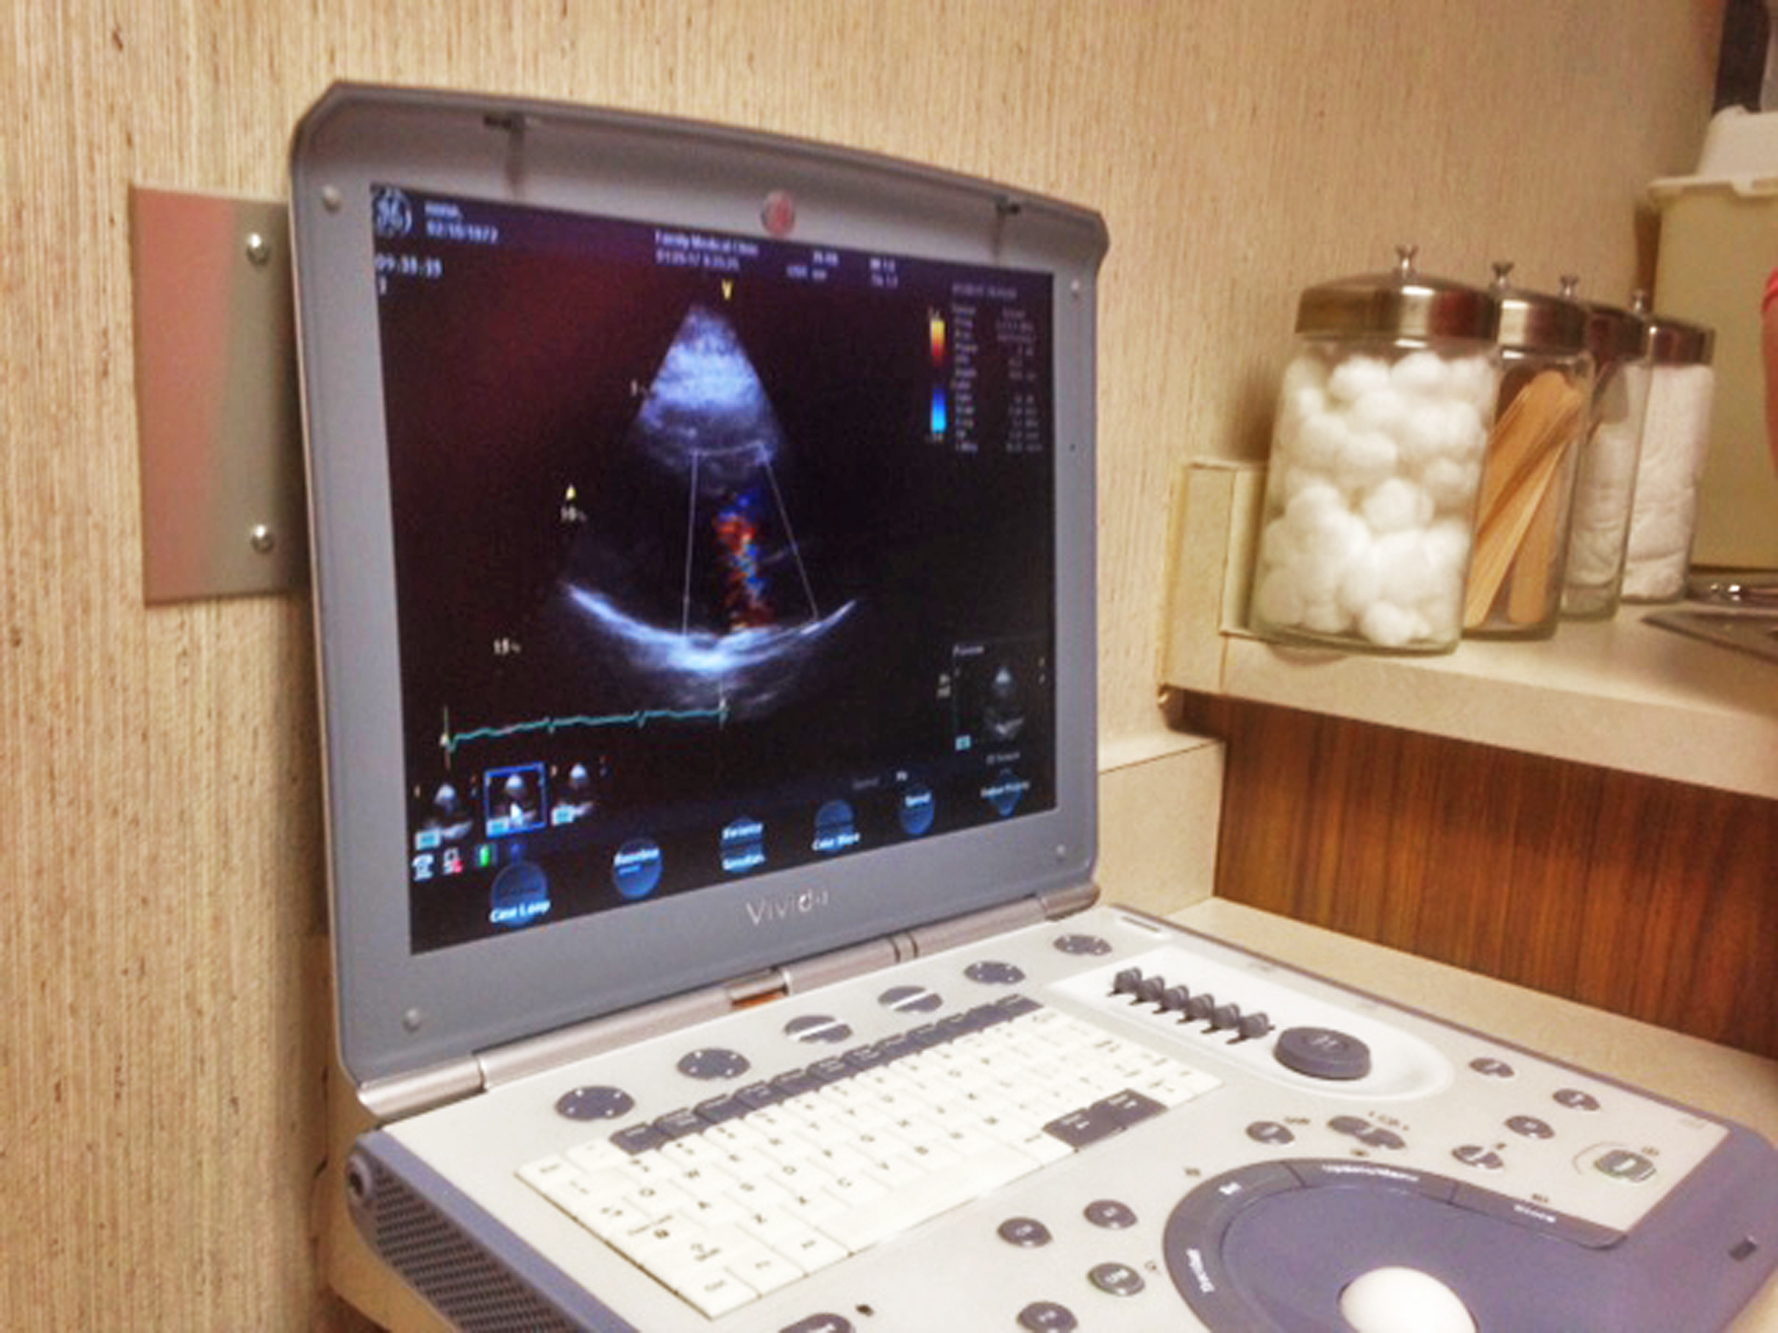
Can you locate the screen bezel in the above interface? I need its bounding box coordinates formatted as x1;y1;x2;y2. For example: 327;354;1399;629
291;84;1107;1090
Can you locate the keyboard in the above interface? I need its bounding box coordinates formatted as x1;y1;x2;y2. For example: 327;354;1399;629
518;995;1220;1317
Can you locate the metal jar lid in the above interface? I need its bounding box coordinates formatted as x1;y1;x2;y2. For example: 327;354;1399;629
1489;262;1588;354
1644;314;1714;366
1582;300;1648;366
1628;290;1713;365
1295;244;1497;342
1559;278;1648;368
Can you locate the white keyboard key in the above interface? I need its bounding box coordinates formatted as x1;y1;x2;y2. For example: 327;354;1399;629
609;1211;708;1267
567;1139;632;1173
679;1187;748;1228
725;1244;805;1295
816;1144;1040;1254
821;1170;889;1210
579;1198;655;1240
738;1212;849;1273
1016;1128;1075;1165
1141;1066;1222;1106
517;1156;592;1205
674;1269;757;1318
674;1162;740;1204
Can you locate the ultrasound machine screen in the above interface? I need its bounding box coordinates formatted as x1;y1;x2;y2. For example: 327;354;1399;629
370;187;1059;953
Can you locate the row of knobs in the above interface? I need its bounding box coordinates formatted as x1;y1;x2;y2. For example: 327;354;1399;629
1111;967;1274;1042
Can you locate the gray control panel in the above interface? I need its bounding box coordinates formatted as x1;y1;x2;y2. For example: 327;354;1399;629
350;906;1778;1332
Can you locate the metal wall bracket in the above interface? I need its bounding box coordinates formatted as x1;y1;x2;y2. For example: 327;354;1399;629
130;186;307;603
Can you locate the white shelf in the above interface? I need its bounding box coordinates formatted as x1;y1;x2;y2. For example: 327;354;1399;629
1163;460;1778;801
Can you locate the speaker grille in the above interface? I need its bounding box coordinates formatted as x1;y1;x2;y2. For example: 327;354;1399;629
355;1152;585;1333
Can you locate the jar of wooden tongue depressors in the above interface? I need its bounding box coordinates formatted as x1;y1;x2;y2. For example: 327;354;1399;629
1461;264;1593;640
1250;246;1500;654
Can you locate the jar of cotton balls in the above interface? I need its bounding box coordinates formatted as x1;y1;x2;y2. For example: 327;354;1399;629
1559;290;1650;620
1461;265;1592;640
1250;245;1500;654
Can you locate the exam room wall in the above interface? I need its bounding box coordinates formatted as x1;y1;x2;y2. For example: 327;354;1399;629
0;2;1720;1327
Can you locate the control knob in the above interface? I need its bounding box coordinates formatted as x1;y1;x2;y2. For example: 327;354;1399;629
1273;1026;1372;1081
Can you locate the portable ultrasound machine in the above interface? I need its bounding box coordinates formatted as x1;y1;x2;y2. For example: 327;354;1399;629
291;83;1778;1332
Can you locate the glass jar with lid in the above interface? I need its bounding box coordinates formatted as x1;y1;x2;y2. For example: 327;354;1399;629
1461;264;1593;639
1621;311;1715;603
1560;287;1650;620
1249;246;1500;654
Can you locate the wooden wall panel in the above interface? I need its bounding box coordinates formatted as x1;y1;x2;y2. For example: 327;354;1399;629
0;2;1724;1328
1172;691;1778;1058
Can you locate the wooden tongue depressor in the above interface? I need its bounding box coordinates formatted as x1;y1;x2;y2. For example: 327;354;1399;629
1506;467;1568;624
1472;370;1580;524
1464;374;1584;628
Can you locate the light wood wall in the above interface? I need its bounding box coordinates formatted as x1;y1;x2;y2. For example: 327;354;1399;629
0;2;1722;1327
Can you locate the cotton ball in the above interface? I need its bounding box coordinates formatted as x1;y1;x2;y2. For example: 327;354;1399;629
1258;516;1301;571
1337;540;1385;619
1422;517;1473;580
1350;384;1409;436
1444;399;1490;462
1281;463;1339;505
1292;409;1350;472
1327;355;1392;404
1336;429;1400;490
1417;523;1472;638
1358;600;1420;648
1400;399;1486;469
1278;357;1330;432
1373;529;1439;608
1420;456;1482;513
1280;382;1331;435
1292;500;1368;564
1301;598;1354;635
1390;350;1451;396
1360;477;1434;534
1397;402;1450;469
1283;479;1347;535
1444;353;1499;414
1253;565;1307;627
1285;499;1368;607
1418;592;1458;642
1280;351;1330;401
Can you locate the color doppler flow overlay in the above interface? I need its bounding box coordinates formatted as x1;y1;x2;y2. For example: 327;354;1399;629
563;302;855;722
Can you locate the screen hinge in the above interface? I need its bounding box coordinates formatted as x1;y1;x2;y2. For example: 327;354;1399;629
357;1056;486;1122
1040;879;1101;920
901;879;1099;958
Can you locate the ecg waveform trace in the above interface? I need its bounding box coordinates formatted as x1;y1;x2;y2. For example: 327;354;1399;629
440;702;729;762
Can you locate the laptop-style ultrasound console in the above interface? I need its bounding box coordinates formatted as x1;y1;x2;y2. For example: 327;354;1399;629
290;84;1778;1332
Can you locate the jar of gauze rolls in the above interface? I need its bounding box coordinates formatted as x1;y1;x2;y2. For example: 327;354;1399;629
1462;265;1592;640
1560;291;1650;620
1250;246;1500;654
1621;313;1715;603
